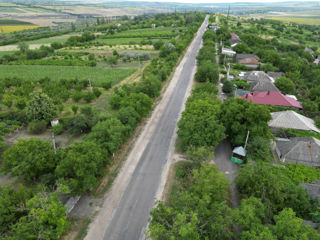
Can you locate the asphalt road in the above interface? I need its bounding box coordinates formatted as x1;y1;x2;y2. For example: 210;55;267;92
102;16;209;240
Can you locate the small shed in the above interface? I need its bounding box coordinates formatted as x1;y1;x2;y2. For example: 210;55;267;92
231;146;246;164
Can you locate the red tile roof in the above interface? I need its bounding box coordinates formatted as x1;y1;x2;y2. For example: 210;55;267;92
239;57;260;65
240;91;302;109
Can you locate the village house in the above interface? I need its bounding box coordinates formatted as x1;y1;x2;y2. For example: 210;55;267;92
268;110;320;133
231;33;241;47
275;137;320;167
240;91;303;109
240;71;279;92
222;47;236;57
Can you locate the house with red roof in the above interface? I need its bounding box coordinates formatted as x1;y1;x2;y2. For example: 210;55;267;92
231;33;241;46
240;91;302;109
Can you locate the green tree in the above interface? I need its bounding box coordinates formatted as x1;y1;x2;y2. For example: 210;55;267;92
195;61;219;83
117;106;140;129
222;80;234;93
221;98;272;146
18;42;29;54
0;185;33;236
2;138;56;181
120;93;153;118
246;137;272;161
272;208;320;240
274;77;296;95
8;192;69;240
235;163;316;219
85;117;129;154
55;141;106;195
302;99;318;117
178;99;226;150
71;105;78;114
26;91;56;122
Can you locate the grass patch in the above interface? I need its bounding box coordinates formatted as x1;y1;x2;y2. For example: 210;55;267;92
0;65;137;86
93;37;168;45
0;50;15;56
267;17;320;25
0;19;34;25
0;7;23;13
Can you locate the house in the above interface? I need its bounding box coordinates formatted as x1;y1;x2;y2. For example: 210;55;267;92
240;91;303;109
300;182;320;201
239;58;260;70
209;25;220;32
241;71;279;92
267;72;285;81
268;111;320;133
304;47;314;55
231;33;241;45
236;54;258;62
222;47;236;56
275;137;320;167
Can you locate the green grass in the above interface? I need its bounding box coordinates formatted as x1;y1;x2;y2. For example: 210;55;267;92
106;27;184;39
0;65;137;86
0;19;34;25
93;37;168;45
0;7;23;13
0;51;15;57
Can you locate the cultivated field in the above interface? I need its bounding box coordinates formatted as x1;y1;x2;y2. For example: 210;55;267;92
0;65;137;86
0;25;39;33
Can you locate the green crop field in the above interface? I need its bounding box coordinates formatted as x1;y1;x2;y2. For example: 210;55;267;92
0;19;34;25
0;65;137;86
0;50;15;56
106;27;185;39
94;37;169;45
0;7;23;13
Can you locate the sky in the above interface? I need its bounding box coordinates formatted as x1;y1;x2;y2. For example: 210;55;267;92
126;0;316;3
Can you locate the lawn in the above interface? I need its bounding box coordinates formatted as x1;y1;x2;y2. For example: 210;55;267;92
0;65;137;86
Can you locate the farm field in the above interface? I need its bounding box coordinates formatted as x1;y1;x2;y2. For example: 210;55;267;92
106;27;184;38
93;37;167;45
267;17;320;25
0;25;39;33
0;65;137;86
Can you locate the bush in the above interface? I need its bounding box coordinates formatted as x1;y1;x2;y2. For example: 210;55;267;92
93;88;102;98
71;105;78;114
222;80;234;93
83;92;95;103
28;120;47;134
102;81;112;90
52;123;63;135
71;91;83;102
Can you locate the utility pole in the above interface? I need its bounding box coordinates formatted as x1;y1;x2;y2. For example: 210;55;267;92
88;75;92;91
244;130;250;150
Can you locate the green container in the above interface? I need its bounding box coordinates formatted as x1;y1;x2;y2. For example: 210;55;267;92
231;157;243;164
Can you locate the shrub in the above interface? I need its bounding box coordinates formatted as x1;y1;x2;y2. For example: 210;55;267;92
71;105;78;114
52;123;63;135
93;88;102;98
28;120;47;134
222;80;234;93
102;81;112;90
83;92;95;103
71;91;83;102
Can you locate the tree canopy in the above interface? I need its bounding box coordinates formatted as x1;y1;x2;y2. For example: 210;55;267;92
2;138;56;182
26;91;56;122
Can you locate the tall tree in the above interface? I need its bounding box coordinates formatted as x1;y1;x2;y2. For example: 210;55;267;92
26;91;56;122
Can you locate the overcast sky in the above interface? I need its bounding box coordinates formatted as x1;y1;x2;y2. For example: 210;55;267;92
127;0;316;3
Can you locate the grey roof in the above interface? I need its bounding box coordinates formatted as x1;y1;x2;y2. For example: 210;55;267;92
242;71;279;92
267;72;285;80
236;54;258;61
300;182;320;200
233;146;246;157
304;47;314;54
269;111;320;133
276;137;320;167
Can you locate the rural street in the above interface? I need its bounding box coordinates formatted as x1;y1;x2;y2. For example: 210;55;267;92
85;16;209;240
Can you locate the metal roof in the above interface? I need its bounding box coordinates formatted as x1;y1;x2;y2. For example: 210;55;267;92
232;146;246;157
269;111;320;133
